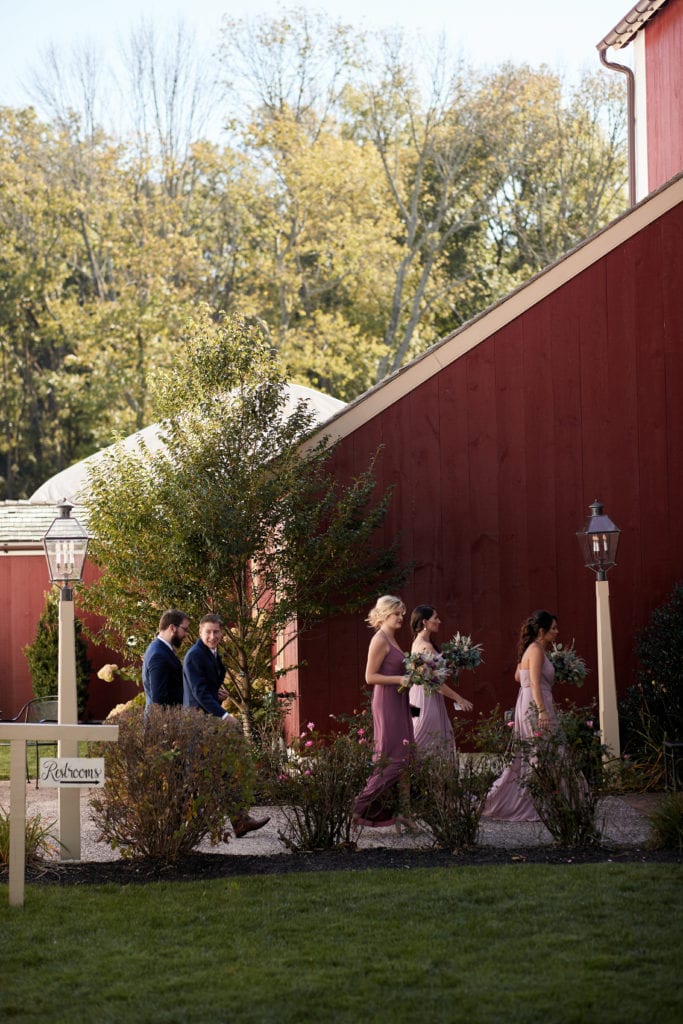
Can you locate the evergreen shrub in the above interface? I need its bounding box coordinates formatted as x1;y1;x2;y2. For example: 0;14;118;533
23;588;92;718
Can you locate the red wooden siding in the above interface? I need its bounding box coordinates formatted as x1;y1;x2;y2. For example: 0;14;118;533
295;197;683;733
0;556;137;720
646;0;683;191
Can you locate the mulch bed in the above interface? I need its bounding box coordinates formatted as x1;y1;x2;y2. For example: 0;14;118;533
18;844;683;886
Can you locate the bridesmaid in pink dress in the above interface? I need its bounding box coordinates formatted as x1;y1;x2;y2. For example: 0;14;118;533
483;609;559;821
408;605;473;757
353;595;415;829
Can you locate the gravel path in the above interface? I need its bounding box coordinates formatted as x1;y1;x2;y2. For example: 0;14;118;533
1;781;657;862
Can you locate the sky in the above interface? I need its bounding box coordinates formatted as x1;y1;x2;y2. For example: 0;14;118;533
0;0;635;113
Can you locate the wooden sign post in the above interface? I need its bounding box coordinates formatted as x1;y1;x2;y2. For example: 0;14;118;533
0;722;119;907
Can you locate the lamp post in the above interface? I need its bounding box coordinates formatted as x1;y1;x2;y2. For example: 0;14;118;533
576;500;621;759
43;500;90;859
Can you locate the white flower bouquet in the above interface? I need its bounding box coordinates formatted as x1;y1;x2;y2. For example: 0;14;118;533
548;642;588;686
440;632;484;672
401;650;450;694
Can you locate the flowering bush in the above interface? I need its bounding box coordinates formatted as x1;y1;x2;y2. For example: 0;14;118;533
410;750;497;851
549;642;588;686
90;704;254;863
440;632;484;672
401;650;450;694
517;706;607;846
273;720;374;851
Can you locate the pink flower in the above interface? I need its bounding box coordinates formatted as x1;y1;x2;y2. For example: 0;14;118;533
402;738;410;746
307;721;315;730
506;720;514;728
278;774;288;781
305;740;314;748
586;720;594;728
300;732;307;738
304;769;312;776
357;728;365;736
358;738;366;745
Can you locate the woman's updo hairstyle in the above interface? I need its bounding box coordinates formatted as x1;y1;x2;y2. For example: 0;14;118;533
410;605;435;638
366;595;406;630
517;609;556;661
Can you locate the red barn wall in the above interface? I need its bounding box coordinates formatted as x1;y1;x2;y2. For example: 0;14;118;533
0;555;137;721
646;0;683;191
295;195;683;734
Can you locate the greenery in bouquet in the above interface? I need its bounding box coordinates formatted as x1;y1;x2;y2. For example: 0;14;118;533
401;650;450;694
548;642;588;686
440;632;484;672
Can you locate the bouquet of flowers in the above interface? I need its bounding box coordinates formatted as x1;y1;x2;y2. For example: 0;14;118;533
548;642;588;686
440;632;484;672
400;650;450;695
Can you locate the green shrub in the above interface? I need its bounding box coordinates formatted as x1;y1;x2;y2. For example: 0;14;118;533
460;703;514;767
89;705;254;863
556;700;605;787
0;805;60;866
410;750;498;851
647;791;683;850
23;587;92;718
521;721;603;847
273;720;373;851
620;580;683;783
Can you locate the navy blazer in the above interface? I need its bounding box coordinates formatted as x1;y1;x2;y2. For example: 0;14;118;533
183;637;227;717
142;637;183;707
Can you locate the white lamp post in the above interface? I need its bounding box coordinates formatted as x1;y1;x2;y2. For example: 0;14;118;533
576;500;621;759
43;500;90;859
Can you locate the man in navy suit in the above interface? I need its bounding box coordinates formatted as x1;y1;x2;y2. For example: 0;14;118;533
142;609;190;708
183;613;270;838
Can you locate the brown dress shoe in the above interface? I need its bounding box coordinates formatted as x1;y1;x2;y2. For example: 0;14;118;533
232;814;271;838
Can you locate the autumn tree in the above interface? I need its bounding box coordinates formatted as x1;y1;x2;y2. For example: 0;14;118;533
81;309;406;734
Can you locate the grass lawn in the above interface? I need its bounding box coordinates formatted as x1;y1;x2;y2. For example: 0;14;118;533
1;863;681;1024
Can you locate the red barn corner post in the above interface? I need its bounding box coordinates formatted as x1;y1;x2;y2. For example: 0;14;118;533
576;500;622;760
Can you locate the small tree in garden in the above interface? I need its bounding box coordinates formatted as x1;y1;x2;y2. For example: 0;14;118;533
23;588;92;718
81;309;407;736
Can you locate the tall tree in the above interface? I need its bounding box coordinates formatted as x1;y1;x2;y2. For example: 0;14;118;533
81;309;406;733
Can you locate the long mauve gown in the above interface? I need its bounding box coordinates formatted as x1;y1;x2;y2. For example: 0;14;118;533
353;644;414;826
482;653;557;822
409;683;456;759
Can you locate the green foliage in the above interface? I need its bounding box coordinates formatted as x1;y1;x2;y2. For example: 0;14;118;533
461;703;514;764
81;310;406;727
410;751;498;851
520;713;605;847
22;588;92;718
648;792;683;850
0;805;60;866
0;21;629;498
272;720;373;851
249;689;296;801
620;581;683;782
89;704;254;862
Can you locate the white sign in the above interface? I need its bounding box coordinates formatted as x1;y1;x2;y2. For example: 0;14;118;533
38;757;106;788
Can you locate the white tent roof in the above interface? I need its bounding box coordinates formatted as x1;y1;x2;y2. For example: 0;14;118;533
30;384;346;504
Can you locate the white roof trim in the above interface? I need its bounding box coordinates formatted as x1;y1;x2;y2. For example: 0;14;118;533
313;173;683;447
